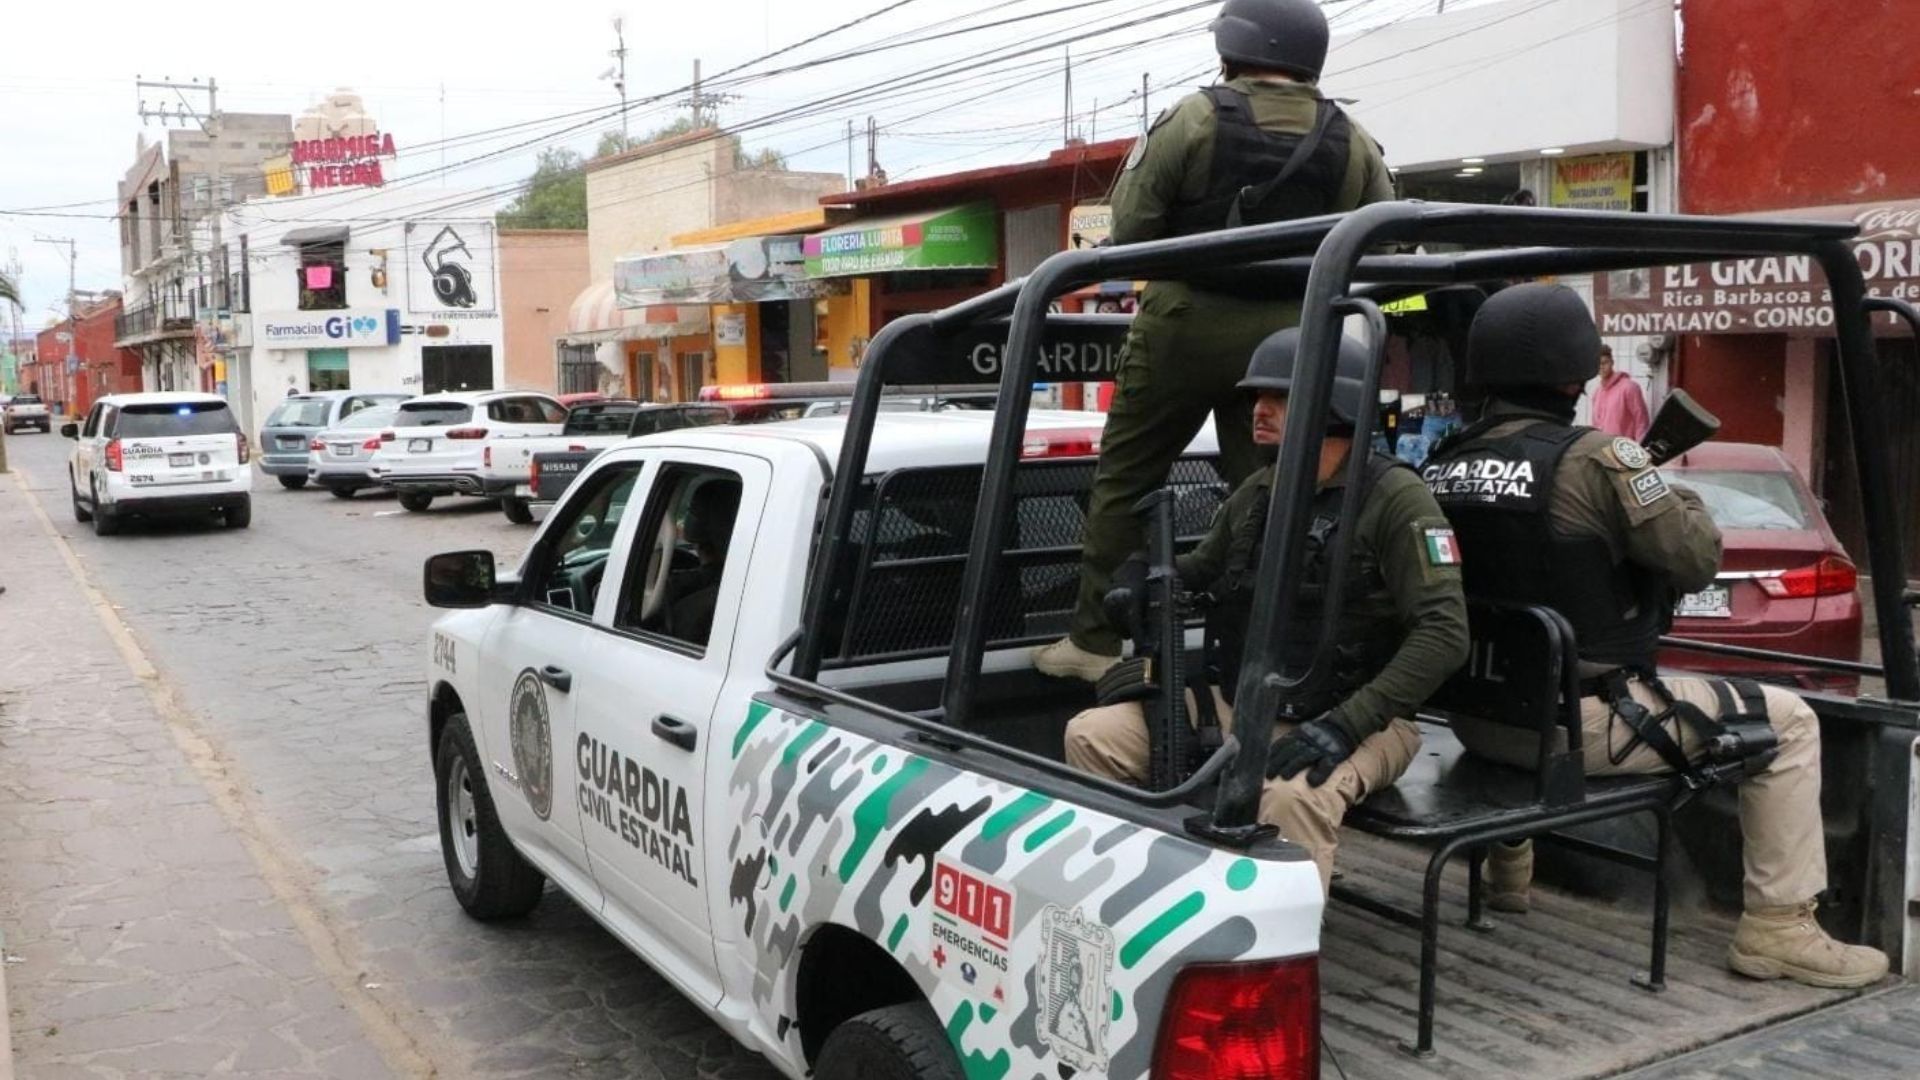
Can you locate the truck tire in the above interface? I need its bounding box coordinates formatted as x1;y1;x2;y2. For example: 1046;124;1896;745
501;496;534;525
71;477;92;522
91;479;121;536
330;486;359;500
814;1003;964;1080
278;475;307;490
400;492;434;513
436;713;545;919
225;499;252;529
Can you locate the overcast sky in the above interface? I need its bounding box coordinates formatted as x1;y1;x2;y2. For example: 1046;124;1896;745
0;0;1476;325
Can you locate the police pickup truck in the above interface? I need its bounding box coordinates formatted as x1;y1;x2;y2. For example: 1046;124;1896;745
425;206;1920;1080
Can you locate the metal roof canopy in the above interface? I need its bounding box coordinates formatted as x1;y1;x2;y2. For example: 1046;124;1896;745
786;200;1917;828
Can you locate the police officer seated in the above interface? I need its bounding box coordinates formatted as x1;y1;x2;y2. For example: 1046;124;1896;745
1063;328;1468;893
664;480;739;645
1423;283;1888;989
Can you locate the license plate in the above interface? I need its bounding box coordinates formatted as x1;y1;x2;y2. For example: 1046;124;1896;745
168;453;194;467
278;437;303;449
409;438;432;453
1675;584;1733;619
331;443;354;457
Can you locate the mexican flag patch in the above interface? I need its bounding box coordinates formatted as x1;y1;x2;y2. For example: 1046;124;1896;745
1423;526;1462;567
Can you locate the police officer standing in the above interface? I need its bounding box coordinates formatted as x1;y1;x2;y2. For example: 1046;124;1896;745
1064;329;1468;890
1035;0;1398;681
1423;283;1888;988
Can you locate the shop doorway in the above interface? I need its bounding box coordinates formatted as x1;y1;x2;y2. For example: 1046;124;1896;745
1823;336;1920;577
307;348;350;391
422;345;494;394
759;302;792;384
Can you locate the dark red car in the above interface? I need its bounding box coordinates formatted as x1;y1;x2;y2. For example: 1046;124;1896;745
1659;442;1862;690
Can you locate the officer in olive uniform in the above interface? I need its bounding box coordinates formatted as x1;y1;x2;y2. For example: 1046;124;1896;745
1035;0;1398;681
1065;329;1469;890
1423;283;1888;989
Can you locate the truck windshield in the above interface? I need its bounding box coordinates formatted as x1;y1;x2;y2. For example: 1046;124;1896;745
115;402;238;438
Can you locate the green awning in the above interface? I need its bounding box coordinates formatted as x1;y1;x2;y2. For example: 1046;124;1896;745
803;202;998;278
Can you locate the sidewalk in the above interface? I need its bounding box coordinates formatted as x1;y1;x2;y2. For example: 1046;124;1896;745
0;469;403;1078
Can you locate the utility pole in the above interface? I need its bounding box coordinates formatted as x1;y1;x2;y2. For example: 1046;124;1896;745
35;237;77;415
691;59;704;129
845;120;855;188
1063;47;1073;145
610;17;630;138
1142;72;1151;131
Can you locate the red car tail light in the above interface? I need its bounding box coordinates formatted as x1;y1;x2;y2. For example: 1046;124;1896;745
529;459;540;487
446;427;487;440
483;446;492;468
236;433;250;464
1154;956;1319;1080
309;436;327;452
380;430;395;442
1021;429;1103;458
1758;555;1858;599
362;437;383;452
104;439;124;472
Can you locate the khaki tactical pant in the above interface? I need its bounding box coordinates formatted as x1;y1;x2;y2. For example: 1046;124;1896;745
1454;675;1825;909
1063;690;1421;891
1067;286;1300;654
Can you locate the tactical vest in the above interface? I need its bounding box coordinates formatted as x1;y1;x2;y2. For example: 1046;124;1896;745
1421;418;1669;670
1166;86;1355;239
1206;454;1406;712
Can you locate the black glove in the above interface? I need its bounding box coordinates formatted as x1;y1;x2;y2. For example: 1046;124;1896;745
1265;715;1357;787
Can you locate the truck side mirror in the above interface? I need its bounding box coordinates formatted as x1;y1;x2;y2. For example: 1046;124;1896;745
424;550;499;608
60;423;78;439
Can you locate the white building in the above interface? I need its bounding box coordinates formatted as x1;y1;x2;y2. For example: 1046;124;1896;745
219;186;505;436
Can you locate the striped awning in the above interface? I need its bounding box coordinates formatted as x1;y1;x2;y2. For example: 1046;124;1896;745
562;280;710;345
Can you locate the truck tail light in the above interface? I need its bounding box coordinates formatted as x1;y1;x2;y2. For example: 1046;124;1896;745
1758;554;1858;599
105;439;124;472
236;433;250;464
362;437;383;452
1021;428;1103;458
309;436;327;452
1153;957;1319;1080
530;459;540;487
446;427;487;440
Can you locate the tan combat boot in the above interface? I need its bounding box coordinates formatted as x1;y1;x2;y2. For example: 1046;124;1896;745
1727;901;1890;988
1031;637;1120;682
1485;839;1533;914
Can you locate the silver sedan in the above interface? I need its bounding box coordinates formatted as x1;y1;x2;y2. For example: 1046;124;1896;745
305;404;402;499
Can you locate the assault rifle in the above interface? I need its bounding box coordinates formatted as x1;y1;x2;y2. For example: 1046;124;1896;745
1641;388;1721;466
1100;489;1197;791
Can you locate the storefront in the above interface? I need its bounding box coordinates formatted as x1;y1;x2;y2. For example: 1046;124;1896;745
1593;196;1920;570
616;224;841;387
560;279;712;402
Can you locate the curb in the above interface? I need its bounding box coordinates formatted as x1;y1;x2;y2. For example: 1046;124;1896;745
1;927;14;1080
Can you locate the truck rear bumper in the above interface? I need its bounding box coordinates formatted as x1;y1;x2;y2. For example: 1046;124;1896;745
107;490;251;517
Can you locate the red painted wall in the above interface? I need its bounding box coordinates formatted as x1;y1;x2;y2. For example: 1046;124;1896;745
1679;0;1920;215
27;300;140;417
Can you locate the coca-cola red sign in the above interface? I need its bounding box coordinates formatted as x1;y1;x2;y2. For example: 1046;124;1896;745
1593;198;1920;335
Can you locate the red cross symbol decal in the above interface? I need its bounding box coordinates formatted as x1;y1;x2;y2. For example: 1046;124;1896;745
932;945;948;968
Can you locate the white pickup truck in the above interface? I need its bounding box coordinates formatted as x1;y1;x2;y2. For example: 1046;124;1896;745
423;207;1920;1079
3;392;52;433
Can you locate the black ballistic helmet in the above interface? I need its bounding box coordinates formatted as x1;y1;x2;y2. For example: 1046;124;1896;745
1212;0;1330;80
1464;282;1602;389
1239;327;1372;427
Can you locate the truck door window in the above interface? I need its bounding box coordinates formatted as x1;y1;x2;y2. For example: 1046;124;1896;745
615;465;744;652
527;464;643;619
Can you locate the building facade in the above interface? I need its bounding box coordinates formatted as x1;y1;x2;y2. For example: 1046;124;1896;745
499;229;589;393
219;186;506;437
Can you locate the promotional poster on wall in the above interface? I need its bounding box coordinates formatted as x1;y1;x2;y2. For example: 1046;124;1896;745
405;221;497;315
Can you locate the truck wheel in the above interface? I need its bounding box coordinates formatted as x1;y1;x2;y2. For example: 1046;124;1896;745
330;486;358;500
436;713;545;919
501;496;534;525
225;499;252;529
814;1003;964;1080
91;479;121;536
71;477;93;523
278;475;307;490
400;492;434;513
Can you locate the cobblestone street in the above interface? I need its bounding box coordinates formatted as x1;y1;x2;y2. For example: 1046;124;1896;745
0;432;780;1079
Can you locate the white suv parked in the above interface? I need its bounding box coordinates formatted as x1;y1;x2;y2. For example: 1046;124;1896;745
64;392;254;535
368;390;566;512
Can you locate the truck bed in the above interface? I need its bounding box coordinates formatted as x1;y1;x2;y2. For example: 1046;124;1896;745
1322;832;1887;1079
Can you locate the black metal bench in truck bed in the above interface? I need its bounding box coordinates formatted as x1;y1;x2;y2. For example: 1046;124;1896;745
1338;600;1754;1056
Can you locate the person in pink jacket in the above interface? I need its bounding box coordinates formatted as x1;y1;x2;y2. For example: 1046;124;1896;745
1590;344;1650;439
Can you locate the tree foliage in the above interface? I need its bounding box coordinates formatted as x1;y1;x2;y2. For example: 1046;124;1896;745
496;117;788;230
0;270;17;306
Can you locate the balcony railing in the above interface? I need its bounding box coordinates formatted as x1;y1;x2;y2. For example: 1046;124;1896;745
115;292;199;341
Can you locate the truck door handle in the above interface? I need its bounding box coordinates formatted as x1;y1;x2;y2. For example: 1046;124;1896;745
538;665;572;693
651;714;698;752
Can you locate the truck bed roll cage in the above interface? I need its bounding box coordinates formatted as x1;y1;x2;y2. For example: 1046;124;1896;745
789;200;1920;836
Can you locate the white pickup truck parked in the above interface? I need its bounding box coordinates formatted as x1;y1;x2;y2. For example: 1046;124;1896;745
475;398;645;523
